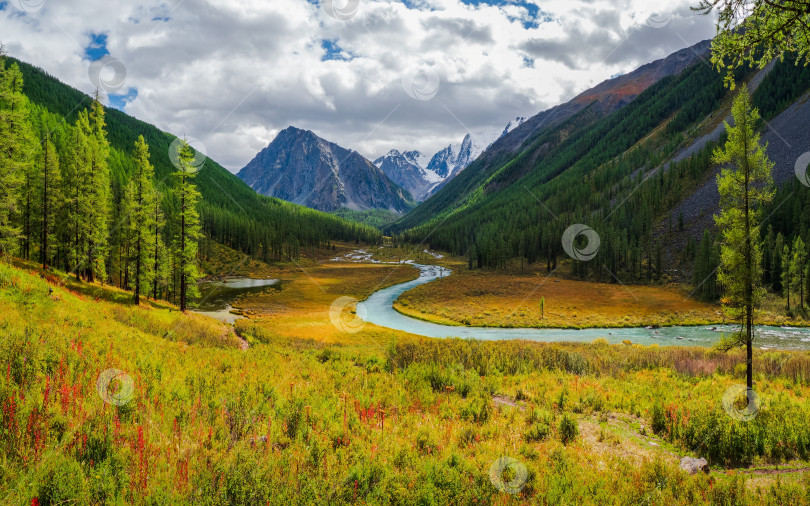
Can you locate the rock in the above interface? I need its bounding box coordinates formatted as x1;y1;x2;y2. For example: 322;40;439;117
648;441;658;447
679;457;709;475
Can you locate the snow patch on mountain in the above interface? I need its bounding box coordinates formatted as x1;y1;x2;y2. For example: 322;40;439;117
376;116;528;201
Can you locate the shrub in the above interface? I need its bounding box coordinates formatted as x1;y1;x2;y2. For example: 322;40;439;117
460;393;491;423
37;453;90;506
524;422;551;442
415;428;438;455
559;414;578;445
651;404;667;435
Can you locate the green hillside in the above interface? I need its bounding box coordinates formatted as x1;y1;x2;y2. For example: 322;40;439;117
391;58;810;288
15;58;381;263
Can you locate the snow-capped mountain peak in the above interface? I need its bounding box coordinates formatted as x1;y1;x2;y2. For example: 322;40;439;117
376;116;527;201
501;116;527;138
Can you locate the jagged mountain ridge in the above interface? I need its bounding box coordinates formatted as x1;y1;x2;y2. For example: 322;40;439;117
386;40;810;280
390;39;713;232
376;117;527;201
238;127;413;213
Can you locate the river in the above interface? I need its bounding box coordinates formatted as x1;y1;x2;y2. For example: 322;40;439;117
192;278;280;324
357;263;810;350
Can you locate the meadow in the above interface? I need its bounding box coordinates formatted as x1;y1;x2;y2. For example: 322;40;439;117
2;247;810;504
394;262;810;329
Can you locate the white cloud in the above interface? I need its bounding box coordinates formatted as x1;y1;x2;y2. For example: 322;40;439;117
0;0;717;170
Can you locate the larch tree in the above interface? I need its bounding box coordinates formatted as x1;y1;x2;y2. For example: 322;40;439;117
174;139;202;312
129;135;156;305
714;85;774;390
113;177;133;288
0;53;34;258
38;134;61;269
62;116;90;277
695;0;810;88
85;94;111;282
791;236;807;311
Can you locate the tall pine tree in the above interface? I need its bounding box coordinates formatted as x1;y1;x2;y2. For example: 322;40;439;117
0;53;34;257
714;85;774;390
174;139;202;311
129;135;156;304
38;134;61;269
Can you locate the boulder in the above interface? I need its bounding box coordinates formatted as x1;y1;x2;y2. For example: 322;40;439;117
679;457;709;475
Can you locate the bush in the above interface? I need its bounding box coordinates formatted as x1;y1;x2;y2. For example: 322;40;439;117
37;453;90;506
416;428;438;455
651;404;667;435
460;393;491;423
524;422;551;442
559;414;579;445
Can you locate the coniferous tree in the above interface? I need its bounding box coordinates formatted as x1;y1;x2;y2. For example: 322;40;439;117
714;86;774;390
62;117;90;276
0;54;34;257
118;180;134;288
84;94;111;282
791;236;807;311
129;135;156;304
772;233;785;293
174;139;202;311
783;243;792;311
693;230;721;301
151;188;169;300
19;141;34;260
763;226;774;285
38;134;60;269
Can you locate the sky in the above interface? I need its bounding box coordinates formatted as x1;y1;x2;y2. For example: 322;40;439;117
0;0;718;172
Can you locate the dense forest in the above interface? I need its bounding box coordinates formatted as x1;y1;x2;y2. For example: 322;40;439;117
12;57;381;265
393;57;810;309
0;54;382;306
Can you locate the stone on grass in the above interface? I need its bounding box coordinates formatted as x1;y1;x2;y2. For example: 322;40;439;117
679;457;709;475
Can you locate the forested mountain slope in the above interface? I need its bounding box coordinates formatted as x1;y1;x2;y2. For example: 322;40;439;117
391;51;810;288
15;58;380;262
389;40;712;233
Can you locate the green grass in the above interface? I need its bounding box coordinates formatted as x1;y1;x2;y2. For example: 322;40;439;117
3;259;810;504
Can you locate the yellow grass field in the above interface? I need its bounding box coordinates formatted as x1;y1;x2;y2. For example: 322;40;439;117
234;249;422;345
5;247;810;504
392;264;808;329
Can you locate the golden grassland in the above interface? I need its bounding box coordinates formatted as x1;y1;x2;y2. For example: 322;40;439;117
393;262;810;329
2;248;810;504
232;248;421;345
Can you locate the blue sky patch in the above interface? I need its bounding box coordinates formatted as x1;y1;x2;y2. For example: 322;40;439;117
107;87;138;111
84;32;109;61
321;39;354;61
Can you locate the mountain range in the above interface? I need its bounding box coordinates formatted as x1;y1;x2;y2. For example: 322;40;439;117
237;127;413;213
390;39;715;234
373;117;526;201
388;37;810;283
236;41;722;216
12;58;381;265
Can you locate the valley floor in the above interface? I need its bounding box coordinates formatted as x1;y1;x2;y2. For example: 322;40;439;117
2;245;810;504
391;258;810;330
